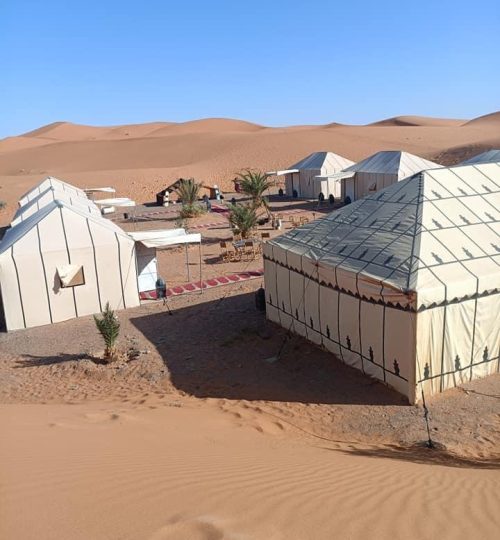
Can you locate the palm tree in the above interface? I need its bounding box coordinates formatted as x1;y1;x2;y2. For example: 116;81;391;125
236;169;272;214
228;203;258;238
175;178;203;218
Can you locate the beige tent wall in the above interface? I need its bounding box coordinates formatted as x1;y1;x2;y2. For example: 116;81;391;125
416;293;500;399
354;171;399;200
0;206;139;331
285;172;300;197
263;251;416;401
298;169;321;198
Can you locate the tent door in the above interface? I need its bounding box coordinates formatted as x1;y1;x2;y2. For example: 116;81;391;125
136;244;158;292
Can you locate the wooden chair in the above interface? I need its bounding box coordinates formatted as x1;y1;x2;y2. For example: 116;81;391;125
220;241;231;262
244;240;256;261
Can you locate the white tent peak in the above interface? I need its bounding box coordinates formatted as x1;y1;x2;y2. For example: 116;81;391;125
344;150;439;177
459;149;500;165
289;151;354;171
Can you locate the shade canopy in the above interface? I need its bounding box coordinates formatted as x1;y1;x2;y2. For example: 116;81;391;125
129;228;201;248
94;197;136;207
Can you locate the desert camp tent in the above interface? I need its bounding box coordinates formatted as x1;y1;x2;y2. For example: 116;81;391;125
0;200;139;331
263;162;500;403
341;151;438;202
269;152;354;199
11;187;100;226
459;149;500;165
18;176;86;207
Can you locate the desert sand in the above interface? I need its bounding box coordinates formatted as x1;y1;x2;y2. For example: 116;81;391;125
1;113;500;540
1;111;500;224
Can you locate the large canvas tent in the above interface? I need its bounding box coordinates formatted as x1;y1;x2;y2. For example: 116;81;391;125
269;152;354;199
459;149;500;165
18;176;86;207
11;187;100;226
341;151;438;202
0;200;139;331
263;163;500;403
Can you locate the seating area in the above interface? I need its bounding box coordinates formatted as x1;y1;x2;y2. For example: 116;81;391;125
219;231;272;263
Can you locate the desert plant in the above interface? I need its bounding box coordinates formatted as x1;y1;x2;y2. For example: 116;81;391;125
93;302;120;361
228;203;258;238
236;169;272;214
175;178;204;218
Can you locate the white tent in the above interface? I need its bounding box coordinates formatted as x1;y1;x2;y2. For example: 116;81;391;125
459;149;500;165
18;176;86;207
0;200;139;331
269;152;354;199
342;151;439;202
11;187;100;226
263;163;500;403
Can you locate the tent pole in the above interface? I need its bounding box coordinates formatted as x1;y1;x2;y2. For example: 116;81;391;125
185;243;190;281
199;242;203;294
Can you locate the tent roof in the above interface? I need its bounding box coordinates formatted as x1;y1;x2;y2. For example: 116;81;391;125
459;149;500;165
289;152;354;171
0;199;130;255
267;163;500;307
18;176;85;202
344;151;439;177
12;187;99;223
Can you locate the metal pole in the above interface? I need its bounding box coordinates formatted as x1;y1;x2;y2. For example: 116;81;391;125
199;242;203;294
185;243;190;281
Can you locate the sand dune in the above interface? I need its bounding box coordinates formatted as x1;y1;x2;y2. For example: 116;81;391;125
369;115;466;127
0;112;499;221
1;400;499;540
464;111;500;127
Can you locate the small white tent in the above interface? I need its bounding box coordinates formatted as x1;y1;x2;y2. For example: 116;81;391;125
342;151;438;201
270;152;354;199
0;200;139;331
18;176;86;207
263;162;500;403
459;149;500;165
11;187;100;226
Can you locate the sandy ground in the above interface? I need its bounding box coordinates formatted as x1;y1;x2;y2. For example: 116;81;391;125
1;115;500;539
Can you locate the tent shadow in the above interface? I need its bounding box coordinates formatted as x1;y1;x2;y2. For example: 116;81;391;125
328;443;500;470
130;290;407;406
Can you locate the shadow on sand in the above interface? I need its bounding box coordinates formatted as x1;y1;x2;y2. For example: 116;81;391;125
330;443;500;470
130;291;406;406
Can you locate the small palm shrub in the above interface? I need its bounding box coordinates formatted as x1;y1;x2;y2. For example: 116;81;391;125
176;178;204;218
228;203;258;238
94;302;120;361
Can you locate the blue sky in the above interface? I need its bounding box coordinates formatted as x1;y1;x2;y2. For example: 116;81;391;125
1;0;499;137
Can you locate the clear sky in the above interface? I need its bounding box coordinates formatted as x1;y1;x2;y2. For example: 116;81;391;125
1;0;499;137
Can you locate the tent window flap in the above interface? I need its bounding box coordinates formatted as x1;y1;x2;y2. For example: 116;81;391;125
57;264;85;288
